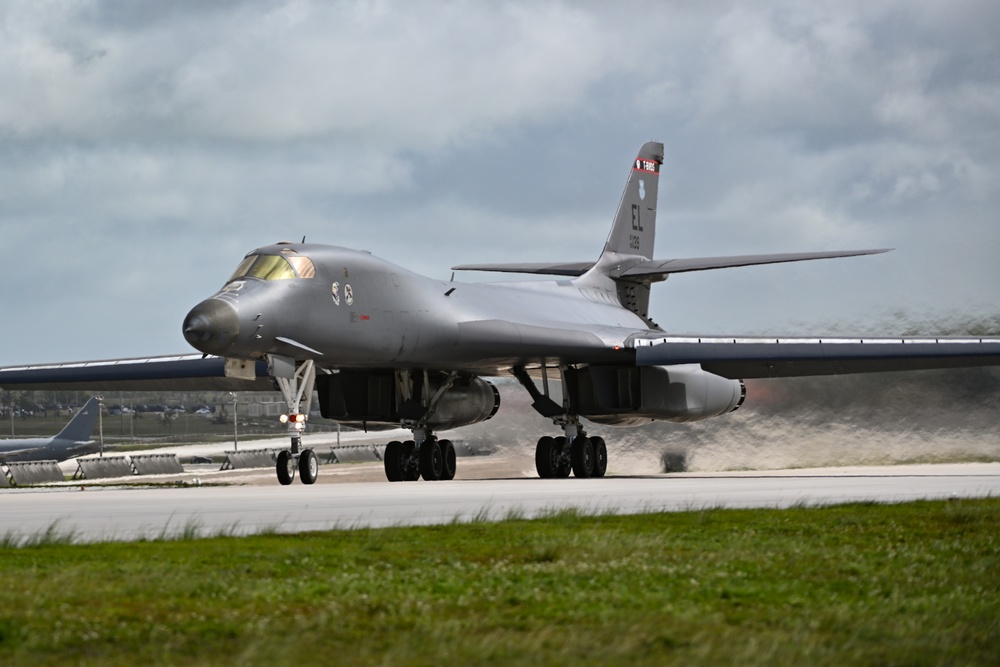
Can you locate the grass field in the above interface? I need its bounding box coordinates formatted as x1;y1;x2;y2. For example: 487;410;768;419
0;499;997;666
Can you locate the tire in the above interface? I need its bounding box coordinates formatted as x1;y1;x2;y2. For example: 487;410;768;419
401;441;420;481
554;437;571;478
419;439;443;481
571;436;595;478
439;439;457;480
591;436;608;478
535;436;556;478
276;450;294;486
384;440;404;482
299;448;318;485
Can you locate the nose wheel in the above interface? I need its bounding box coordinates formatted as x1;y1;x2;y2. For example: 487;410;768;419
276;450;294;485
275;446;319;485
269;357;322;486
298;449;318;484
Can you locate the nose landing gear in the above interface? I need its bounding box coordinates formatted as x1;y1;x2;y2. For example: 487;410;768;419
272;358;320;485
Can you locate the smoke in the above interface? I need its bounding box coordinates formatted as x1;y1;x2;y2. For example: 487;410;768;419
460;312;1000;473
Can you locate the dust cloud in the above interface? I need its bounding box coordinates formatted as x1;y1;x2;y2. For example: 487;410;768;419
460;366;1000;474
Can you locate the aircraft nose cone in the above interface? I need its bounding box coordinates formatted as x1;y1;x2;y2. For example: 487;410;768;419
183;298;240;356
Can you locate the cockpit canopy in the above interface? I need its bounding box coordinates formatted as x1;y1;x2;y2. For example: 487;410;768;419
228;253;316;282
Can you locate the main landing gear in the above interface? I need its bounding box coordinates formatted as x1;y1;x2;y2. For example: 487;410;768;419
534;429;608;479
383;433;458;482
514;364;611;480
382;370;462;482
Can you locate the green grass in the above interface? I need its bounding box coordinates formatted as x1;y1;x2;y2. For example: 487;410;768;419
0;499;998;666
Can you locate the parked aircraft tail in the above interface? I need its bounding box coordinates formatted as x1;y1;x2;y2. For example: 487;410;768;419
54;397;102;443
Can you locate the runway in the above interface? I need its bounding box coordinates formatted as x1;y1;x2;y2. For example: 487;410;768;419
2;461;998;543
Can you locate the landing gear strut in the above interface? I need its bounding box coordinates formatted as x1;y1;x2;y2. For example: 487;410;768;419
516;364;611;480
381;370;461;482
272;358;319;485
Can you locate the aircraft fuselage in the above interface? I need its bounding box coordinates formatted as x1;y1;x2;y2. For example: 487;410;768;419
183;243;651;373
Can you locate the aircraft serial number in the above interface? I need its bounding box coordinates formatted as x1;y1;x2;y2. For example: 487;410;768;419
630;234;641;250
634;159;660;173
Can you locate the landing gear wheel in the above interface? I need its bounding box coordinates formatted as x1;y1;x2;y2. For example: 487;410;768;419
535;436;557;478
299;448;318;485
384;440;404;482
439;439;457;480
276;450;294;486
401;441;420;481
419;439;444;481
591;436;607;478
554;436;571;478
571;436;595;478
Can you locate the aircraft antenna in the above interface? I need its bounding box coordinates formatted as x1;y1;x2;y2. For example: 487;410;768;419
301;235;307;243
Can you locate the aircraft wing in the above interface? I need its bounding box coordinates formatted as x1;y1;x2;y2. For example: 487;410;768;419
452;249;889;278
0;355;274;392
450;261;593;276
634;336;1000;379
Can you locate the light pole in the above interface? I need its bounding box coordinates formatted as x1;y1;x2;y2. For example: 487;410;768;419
97;395;105;457
229;392;238;451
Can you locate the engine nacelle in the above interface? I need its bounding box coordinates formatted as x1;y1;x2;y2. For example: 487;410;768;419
568;364;745;426
423;380;502;430
316;371;500;430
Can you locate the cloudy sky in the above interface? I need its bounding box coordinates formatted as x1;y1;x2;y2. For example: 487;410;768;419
1;0;998;366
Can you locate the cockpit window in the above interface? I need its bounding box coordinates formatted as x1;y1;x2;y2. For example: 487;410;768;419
228;256;257;282
227;254;316;282
287;256;316;279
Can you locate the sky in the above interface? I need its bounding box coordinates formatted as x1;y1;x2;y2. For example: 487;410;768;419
1;0;998;366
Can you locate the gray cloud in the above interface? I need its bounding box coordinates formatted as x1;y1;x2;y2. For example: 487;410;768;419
1;0;998;363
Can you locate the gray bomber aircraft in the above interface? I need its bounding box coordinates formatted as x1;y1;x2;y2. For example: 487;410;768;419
2;142;999;485
0;397;102;463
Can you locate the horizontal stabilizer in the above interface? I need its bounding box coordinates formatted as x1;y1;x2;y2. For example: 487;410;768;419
0;355;274;392
634;336;1000;378
621;249;891;279
452;249;890;279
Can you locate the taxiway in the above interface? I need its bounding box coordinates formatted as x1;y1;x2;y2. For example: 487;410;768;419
2;460;998;543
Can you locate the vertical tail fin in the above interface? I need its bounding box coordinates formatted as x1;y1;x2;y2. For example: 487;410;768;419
600;141;663;262
450;141;664;329
585;141;663;327
54;396;102;443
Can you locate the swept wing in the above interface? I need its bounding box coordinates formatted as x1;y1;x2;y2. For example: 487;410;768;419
634;336;1000;378
0;355;271;392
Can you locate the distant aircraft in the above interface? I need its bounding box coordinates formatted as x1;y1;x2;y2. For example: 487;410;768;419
0;397;102;463
1;142;998;485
